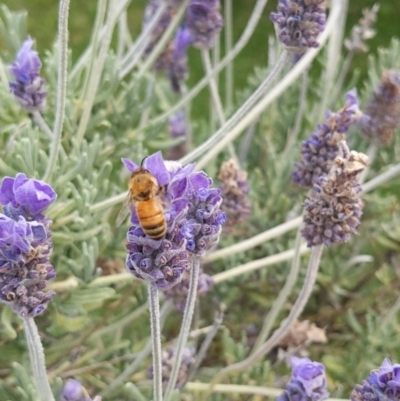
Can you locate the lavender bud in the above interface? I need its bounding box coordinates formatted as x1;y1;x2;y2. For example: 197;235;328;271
60;379;101;401
293;89;361;188
9;37;47;111
351;358;400;401
360;70;400;146
278;357;329;401
302;142;368;247
123;152;224;290
186;0;223;49
148;345;195;388
165;267;214;311
0;174;56;317
168;25;193;93
344;4;379;53
270;0;326;59
217;159;251;232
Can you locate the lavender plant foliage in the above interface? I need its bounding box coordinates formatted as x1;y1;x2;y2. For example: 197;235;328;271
360;70;400;146
186;0;223;49
270;0;326;59
123;152;225;290
60;379;101;401
165;267;214;311
0;173;56;317
218;159;251;231
148;345;195;388
293;89;361;188
302;142;368;247
9;37;47;111
351;358;400;401
277;356;329;401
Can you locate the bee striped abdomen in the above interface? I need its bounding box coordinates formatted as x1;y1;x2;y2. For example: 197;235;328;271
136;199;167;240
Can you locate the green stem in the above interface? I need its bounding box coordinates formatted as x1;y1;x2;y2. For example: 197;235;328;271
43;0;70;183
149;283;163;401
23;317;55;401
208;245;323;393
251;224;303;352
164;258;200;401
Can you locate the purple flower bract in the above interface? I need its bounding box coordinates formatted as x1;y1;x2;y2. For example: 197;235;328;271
277;356;329;401
0;174;56;317
123;151;225;290
9;37;47;111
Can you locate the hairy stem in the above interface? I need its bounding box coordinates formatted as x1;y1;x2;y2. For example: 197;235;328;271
43;0;70;183
23;317;55;401
148;283;163;401
208;245;323;392
164;258;200;400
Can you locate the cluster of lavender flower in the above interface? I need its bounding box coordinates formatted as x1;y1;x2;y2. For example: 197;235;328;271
144;0;223;94
0;173;56;317
278;357;400;401
123;151;225;291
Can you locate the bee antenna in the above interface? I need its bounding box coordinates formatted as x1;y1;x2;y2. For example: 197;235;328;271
140;156;148;167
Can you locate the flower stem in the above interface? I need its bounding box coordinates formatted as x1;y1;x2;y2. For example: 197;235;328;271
75;0;117;148
181;0;344;168
164;257;200;401
23;317;55;401
191;50;289;169
141;0;269;130
43;0;70;183
148;283;163;401
207;245;323;393
206;215;302;262
251;225;304;352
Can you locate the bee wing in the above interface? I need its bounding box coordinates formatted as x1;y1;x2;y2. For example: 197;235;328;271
115;195;132;227
158;187;171;212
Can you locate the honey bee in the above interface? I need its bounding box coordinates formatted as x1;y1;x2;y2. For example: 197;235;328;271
116;164;167;240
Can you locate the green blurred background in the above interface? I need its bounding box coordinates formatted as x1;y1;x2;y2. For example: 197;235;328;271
0;0;397;93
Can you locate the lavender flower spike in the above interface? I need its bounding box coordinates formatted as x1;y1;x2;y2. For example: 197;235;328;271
270;0;326;59
124;152;225;290
60;379;102;401
277;356;329;401
167;111;188;160
360;70;400;146
302;141;368;247
293;89;361;188
351;358;400;401
218;159;251;231
186;0;223;49
0;173;56;317
9;37;47;111
168;25;193;93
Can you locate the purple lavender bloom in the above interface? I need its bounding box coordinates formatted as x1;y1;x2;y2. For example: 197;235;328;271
165;267;214;311
218;159;251;232
270;0;326;59
168;25;193;93
302;142;368;247
360;70;400;146
60;379;100;401
293;89;361;188
186;0;223;49
148;345;195;388
277;356;329;401
351;359;400;401
0;174;56;317
9;38;47;111
123;152;225;290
